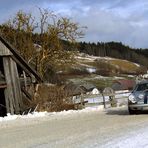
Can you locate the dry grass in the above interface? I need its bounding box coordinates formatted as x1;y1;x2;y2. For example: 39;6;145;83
30;84;76;112
110;59;138;71
110;59;147;74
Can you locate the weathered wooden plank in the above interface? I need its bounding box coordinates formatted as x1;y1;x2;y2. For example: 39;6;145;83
0;84;7;88
3;57;14;114
21;87;32;101
0;41;12;56
12;55;41;83
3;57;23;114
23;71;27;89
0;36;42;82
9;58;23;114
4;88;10;113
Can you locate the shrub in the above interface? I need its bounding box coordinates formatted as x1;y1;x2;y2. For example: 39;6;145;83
32;84;75;112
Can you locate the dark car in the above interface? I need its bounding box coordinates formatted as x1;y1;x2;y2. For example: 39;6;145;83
128;80;148;114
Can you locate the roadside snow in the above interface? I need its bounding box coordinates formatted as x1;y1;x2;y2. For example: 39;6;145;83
1;106;148;148
0;106;104;122
102;126;148;148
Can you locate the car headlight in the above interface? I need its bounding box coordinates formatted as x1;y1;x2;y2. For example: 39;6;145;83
138;93;144;99
128;94;136;103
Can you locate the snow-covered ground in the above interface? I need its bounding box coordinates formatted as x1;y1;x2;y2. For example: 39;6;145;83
0;106;104;122
84;91;130;107
77;53;115;61
103;126;148;148
1;91;148;148
1;106;148;148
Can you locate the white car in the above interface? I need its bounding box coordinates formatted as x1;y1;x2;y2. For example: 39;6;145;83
128;80;148;114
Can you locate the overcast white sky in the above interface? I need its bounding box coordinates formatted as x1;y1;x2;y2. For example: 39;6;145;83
1;0;148;48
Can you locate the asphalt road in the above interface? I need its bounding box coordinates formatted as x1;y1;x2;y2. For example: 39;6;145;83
0;107;148;148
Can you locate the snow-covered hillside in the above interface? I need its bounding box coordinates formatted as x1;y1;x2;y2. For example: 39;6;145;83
75;53;142;74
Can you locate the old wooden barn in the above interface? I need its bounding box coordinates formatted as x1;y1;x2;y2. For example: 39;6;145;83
0;35;42;116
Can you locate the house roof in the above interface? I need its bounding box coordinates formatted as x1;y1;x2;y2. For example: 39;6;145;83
112;79;136;90
80;83;96;92
63;81;96;96
0;35;42;82
64;82;86;96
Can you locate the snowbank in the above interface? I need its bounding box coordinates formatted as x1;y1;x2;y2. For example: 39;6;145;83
0;106;104;122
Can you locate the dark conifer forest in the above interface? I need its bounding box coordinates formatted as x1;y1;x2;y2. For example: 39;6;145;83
78;41;148;67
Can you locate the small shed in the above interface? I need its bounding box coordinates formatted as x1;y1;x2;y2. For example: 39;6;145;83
64;82;86;97
112;79;136;91
64;82;96;97
0;35;42;116
80;83;96;93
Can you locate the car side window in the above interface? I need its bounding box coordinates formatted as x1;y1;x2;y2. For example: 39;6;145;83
136;84;144;91
146;84;148;90
136;83;148;91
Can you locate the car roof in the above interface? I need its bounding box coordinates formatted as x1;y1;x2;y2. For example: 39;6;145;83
137;80;148;85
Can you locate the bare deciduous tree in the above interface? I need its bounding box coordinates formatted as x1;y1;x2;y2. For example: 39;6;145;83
0;8;86;79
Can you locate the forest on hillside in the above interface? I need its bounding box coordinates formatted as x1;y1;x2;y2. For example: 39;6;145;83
77;42;148;67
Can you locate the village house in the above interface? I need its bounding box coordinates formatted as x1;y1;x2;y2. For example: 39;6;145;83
111;79;136;91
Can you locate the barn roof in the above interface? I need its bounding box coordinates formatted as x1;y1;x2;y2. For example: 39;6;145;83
0;35;42;82
64;82;86;96
112;79;136;90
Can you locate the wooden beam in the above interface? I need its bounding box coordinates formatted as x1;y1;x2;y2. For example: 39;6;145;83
0;40;12;56
0;84;7;89
3;57;14;114
23;71;27;90
3;57;23;114
0;35;42;82
21;87;32;101
12;56;35;79
9;58;23;114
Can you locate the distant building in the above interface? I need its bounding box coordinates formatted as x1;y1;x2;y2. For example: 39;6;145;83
112;79;136;91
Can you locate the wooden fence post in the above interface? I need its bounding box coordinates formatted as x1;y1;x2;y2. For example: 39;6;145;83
102;93;106;109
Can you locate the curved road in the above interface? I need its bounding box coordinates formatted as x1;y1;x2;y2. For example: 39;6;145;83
0;107;148;148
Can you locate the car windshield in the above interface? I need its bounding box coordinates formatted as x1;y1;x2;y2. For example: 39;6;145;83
136;83;148;91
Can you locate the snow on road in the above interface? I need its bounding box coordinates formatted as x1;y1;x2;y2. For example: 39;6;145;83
0;90;145;148
0;106;148;148
103;126;148;148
